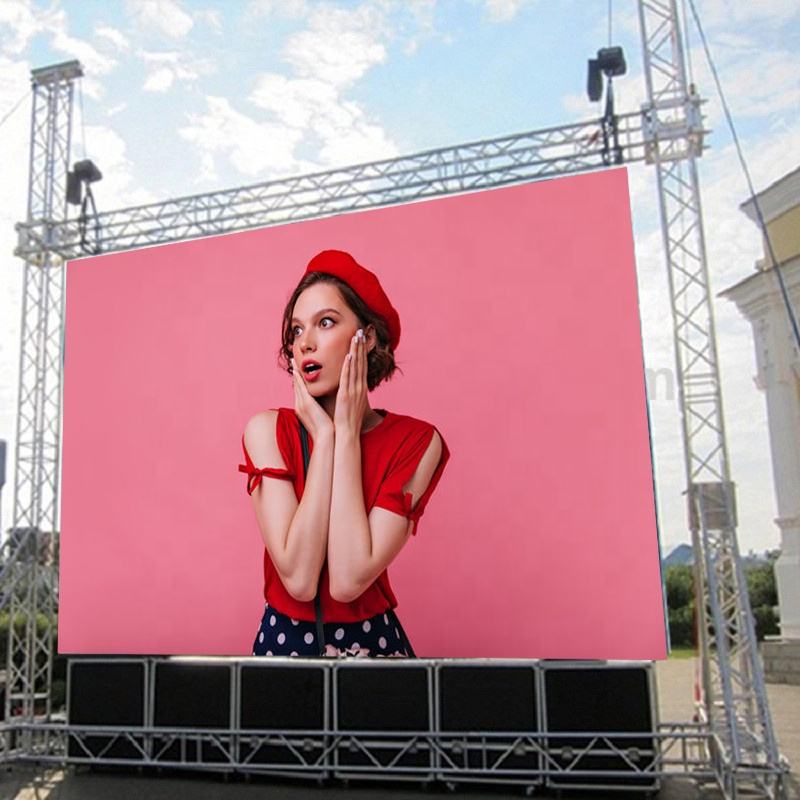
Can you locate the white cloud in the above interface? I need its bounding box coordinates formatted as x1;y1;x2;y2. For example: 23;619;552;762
250;73;337;129
692;47;800;124
94;24;131;51
196;9;222;29
1;4;118;98
314;101;398;166
245;0;308;21
249;4;401;168
80;124;157;210
126;0;194;39
181;1;401;181
482;0;527;23
143;67;175;92
0;0;60;55
138;49;215;93
51;29;117;79
104;101;128;117
79;76;104;101
178;95;308;180
399;0;436;54
282;4;390;88
697;0;800;30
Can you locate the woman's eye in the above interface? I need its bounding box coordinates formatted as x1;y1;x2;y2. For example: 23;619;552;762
291;318;334;338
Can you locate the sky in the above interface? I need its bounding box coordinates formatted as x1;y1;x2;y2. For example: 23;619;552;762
0;0;798;557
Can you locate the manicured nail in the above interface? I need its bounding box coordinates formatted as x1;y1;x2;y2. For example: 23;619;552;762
357;328;363;339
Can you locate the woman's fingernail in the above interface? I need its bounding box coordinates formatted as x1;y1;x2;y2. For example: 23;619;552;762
357;328;363;339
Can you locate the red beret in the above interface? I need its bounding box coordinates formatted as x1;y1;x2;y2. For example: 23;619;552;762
304;249;401;351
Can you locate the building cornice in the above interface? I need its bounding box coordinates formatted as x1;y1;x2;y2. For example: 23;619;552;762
719;257;800;320
740;166;800;226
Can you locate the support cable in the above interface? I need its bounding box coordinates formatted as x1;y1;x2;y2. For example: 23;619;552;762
0;90;29;130
78;78;87;160
680;0;695;87
687;0;800;351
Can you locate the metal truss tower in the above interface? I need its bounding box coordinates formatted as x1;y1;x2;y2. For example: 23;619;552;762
1;4;790;798
2;61;82;734
637;1;784;797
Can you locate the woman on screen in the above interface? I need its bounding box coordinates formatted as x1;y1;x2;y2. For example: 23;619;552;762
238;249;450;657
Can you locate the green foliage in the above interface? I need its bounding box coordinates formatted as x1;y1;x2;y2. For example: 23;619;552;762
0;612;52;664
668;604;695;648
752;605;779;640
663;559;781;647
745;563;778;608
0;613;67;709
664;565;694;609
51;679;66;710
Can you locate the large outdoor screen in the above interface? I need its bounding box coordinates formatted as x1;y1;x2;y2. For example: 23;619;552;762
59;167;667;658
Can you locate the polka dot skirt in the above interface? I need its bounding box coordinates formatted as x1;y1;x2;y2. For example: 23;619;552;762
252;603;412;658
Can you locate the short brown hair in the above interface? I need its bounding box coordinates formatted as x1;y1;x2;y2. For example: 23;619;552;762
279;272;402;391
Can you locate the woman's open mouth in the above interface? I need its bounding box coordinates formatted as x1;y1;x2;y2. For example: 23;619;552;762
303;363;322;382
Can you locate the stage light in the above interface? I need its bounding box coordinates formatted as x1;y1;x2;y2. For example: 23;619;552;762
585;45;627;165
586;46;627;104
587;59;603;102
597;46;626;78
66;158;103;254
66;159;102;206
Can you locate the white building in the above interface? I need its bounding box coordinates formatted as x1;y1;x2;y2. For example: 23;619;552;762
721;166;800;682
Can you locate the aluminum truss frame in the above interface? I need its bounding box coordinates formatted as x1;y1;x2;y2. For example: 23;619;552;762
0;3;791;798
2;60;81;741
637;2;786;798
13;657;714;792
16;111;649;259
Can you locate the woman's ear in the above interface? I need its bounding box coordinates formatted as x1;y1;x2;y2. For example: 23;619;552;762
366;324;377;353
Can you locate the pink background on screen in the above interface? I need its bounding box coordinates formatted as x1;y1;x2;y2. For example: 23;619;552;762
59;167;667;658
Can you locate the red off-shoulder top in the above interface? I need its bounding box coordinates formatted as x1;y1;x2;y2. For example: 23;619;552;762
238;407;450;622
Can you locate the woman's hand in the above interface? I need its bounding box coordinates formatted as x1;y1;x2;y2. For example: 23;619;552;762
291;357;334;441
333;329;368;439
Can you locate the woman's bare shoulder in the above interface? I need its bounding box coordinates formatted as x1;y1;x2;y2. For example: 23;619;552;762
243;409;283;466
245;408;279;431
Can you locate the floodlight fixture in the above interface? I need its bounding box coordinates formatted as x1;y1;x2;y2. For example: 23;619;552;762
597;46;627;78
586;46;627;103
67;159;102;206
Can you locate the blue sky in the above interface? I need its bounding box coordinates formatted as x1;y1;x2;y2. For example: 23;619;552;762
1;0;799;555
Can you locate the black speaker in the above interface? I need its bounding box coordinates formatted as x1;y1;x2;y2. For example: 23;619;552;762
437;665;541;780
152;660;233;764
542;663;658;790
334;664;432;775
238;663;327;772
67;658;147;761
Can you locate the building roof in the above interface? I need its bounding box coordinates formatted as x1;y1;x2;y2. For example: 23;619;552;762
740;165;800;225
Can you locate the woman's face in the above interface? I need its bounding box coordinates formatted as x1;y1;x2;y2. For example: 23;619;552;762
290;282;371;395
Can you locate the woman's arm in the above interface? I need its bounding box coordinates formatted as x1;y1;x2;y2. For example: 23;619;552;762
245;410;333;602
327;429;442;603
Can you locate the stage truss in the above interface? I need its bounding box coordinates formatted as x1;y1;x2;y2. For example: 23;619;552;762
0;1;792;797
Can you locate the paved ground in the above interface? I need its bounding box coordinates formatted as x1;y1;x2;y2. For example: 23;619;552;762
1;657;797;800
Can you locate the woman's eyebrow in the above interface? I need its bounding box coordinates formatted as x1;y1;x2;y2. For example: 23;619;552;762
291;308;342;324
